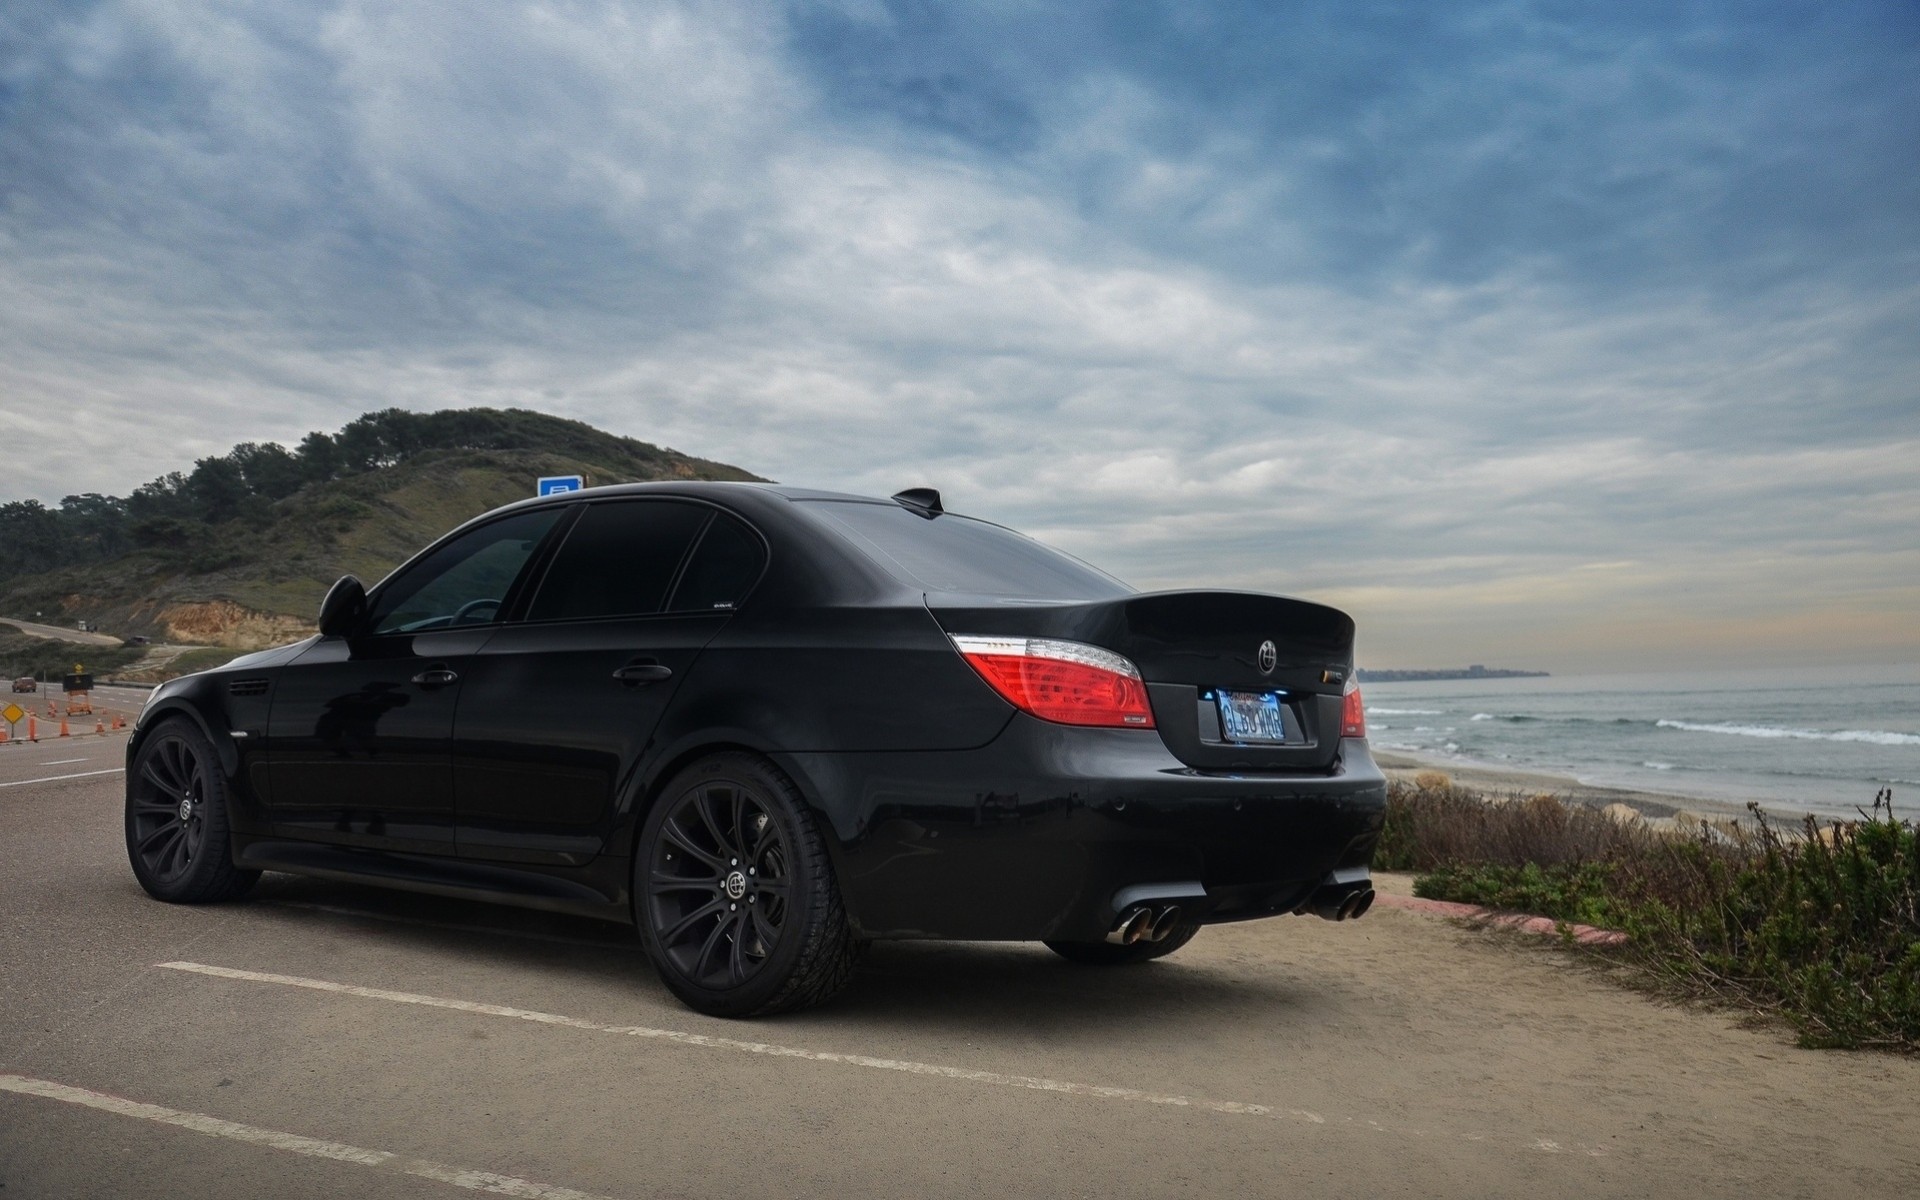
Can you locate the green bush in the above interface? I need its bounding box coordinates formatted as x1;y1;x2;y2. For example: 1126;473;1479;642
1384;777;1919;1051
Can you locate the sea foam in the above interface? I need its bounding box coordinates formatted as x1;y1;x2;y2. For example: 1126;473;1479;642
1655;719;1920;747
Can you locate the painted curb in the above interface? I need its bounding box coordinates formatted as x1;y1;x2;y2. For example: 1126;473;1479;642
1373;893;1628;946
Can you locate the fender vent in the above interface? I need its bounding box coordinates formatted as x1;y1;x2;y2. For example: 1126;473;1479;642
228;678;269;697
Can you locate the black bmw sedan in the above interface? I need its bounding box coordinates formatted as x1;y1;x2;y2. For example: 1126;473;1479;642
126;483;1387;1016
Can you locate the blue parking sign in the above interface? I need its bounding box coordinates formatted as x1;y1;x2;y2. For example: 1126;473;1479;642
537;474;585;497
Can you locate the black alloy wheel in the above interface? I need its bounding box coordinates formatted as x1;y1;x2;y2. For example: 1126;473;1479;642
125;719;259;903
636;753;859;1017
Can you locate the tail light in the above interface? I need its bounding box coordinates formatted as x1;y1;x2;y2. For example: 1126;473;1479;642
1341;679;1366;739
950;635;1155;728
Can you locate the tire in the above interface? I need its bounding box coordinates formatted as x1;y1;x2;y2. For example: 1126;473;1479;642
125;717;260;904
634;753;859;1017
1044;924;1201;965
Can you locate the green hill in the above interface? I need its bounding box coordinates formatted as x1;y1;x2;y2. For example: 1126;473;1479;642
0;408;761;648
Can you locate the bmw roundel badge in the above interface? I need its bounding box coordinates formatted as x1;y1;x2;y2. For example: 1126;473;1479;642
1257;639;1277;674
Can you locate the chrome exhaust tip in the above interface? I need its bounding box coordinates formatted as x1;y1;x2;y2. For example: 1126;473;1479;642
1105;905;1155;945
1148;905;1183;943
1334;887;1375;921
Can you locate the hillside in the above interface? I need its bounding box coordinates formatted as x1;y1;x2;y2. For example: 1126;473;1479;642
0;408;761;649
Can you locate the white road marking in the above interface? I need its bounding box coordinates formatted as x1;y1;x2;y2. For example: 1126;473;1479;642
265;901;638;952
158;961;1612;1157
0;767;124;788
42;757;90;765
156;960;1321;1125
0;1074;619;1199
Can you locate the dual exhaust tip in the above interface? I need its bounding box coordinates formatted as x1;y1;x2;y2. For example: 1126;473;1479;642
1305;885;1375;922
1106;904;1185;946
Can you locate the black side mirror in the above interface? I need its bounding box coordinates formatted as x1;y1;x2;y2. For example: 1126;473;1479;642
317;575;368;638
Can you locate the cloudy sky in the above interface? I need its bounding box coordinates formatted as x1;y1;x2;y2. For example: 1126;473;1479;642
2;1;1915;672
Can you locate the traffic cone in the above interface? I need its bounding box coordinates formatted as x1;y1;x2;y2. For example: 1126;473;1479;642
28;716;38;742
0;724;9;744
95;719;105;735
58;719;69;738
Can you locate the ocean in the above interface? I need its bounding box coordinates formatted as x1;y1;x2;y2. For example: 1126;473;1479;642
1361;662;1920;821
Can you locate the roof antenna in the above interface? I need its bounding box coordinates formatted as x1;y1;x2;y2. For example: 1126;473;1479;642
891;488;943;518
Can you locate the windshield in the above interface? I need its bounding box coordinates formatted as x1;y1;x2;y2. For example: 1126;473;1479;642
800;500;1130;600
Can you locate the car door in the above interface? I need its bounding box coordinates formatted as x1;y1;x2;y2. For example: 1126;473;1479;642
263;507;564;854
452;499;767;864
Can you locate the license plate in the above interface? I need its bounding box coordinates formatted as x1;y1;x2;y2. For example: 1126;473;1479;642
1217;690;1290;743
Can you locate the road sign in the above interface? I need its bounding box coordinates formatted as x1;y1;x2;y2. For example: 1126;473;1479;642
64;672;94;694
2;702;23;726
537;474;585;497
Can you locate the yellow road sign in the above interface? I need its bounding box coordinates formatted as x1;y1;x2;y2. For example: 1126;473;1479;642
1;702;24;726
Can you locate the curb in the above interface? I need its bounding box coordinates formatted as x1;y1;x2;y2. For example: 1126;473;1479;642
1373;893;1627;946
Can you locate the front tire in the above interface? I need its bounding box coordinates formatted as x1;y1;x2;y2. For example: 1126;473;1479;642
125;718;260;904
635;753;859;1017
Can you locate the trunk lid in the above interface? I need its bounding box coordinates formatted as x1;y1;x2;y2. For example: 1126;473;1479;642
925;589;1356;772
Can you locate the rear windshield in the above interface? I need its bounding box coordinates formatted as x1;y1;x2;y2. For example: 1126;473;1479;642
801;500;1130;599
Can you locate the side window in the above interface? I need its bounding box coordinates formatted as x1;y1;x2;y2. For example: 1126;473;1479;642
669;513;766;612
526;500;710;622
368;509;562;635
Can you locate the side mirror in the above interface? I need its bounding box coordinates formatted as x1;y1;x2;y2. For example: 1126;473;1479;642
317;575;368;638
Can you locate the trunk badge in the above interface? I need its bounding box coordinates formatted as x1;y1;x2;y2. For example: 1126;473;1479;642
1257;640;1277;674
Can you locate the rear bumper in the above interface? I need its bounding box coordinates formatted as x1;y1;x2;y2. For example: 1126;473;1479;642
784;715;1387;942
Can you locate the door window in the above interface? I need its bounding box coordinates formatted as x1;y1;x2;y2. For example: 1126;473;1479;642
368;509;563;635
526;500;711;622
668;513;766;612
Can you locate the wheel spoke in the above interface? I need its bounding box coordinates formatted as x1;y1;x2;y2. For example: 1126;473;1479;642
648;871;716;893
693;910;731;980
749;904;779;949
165;826;191;875
138;822;180;853
141;763;182;802
754;877;790;901
661;898;725;947
727;910;748;983
660;821;723;871
729;790;750;861
694;788;732;860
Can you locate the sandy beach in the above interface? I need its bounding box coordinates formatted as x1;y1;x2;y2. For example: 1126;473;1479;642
1373;750;1782;823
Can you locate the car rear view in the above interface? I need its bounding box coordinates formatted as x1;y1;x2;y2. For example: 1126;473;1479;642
794;493;1387;959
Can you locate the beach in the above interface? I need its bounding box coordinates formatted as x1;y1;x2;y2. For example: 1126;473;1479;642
1373;750;1778;824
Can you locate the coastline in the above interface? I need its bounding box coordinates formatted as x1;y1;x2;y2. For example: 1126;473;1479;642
1372;750;1776;822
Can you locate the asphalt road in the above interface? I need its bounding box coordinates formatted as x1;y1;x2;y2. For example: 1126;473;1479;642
0;617;123;647
3;736;1917;1198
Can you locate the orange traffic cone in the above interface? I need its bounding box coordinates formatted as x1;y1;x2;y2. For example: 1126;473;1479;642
28;716;38;742
0;724;9;744
58;718;69;738
95;719;105;735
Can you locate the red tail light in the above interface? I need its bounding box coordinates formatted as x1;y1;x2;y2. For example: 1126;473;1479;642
950;636;1155;728
1341;680;1366;739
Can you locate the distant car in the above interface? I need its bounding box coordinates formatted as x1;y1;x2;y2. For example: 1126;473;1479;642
124;483;1386;1017
130;635;150;645
11;677;35;693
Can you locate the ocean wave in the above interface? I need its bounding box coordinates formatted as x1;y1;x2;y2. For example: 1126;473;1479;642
1470;713;1494;721
1655;719;1920;747
1368;707;1442;715
1642;761;1674;771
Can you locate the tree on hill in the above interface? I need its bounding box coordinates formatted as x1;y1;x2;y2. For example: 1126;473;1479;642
0;407;738;585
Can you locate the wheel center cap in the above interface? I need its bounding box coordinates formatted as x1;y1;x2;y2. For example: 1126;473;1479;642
723;870;748;900
178;796;194;823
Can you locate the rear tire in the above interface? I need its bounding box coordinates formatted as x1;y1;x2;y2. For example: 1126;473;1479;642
1045;924;1200;965
635;753;859;1017
125;718;260;904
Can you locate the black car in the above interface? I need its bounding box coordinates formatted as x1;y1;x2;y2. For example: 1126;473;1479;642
126;483;1386;1016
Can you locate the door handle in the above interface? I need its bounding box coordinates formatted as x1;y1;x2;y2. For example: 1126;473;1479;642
612;662;673;686
411;668;460;688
